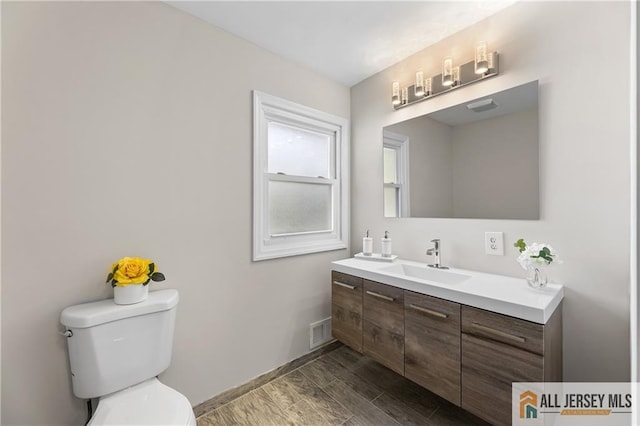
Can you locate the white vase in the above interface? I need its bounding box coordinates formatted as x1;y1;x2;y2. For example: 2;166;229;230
525;266;548;289
114;284;149;305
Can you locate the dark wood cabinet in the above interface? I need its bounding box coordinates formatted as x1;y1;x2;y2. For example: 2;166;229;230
461;305;562;426
331;271;363;352
404;291;461;405
363;280;404;375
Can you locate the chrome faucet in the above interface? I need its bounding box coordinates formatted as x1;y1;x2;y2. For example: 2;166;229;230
427;239;449;269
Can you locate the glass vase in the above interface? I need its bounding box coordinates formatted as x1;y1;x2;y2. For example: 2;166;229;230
526;266;548;289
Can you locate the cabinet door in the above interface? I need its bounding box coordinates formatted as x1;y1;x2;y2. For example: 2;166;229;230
331;272;363;352
363;280;404;375
461;306;544;426
404;291;461;405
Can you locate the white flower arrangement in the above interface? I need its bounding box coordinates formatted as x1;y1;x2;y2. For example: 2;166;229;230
514;239;561;270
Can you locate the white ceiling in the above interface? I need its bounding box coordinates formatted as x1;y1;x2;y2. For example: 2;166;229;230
166;1;517;87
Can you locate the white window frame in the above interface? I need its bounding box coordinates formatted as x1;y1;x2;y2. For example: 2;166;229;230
383;130;410;218
253;91;349;261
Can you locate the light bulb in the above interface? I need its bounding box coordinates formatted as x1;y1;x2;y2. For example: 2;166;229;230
392;81;400;106
487;51;495;71
415;71;425;97
475;41;489;74
425;77;432;96
452;66;461;86
442;57;453;87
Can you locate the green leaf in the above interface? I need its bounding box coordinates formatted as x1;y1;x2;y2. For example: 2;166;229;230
538;248;553;262
151;272;165;282
531;247;553;264
106;272;113;283
143;278;151;286
111;278;118;286
112;264;119;274
148;263;155;274
514;238;527;253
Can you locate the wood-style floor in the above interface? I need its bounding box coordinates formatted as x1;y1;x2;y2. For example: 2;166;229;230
196;345;489;425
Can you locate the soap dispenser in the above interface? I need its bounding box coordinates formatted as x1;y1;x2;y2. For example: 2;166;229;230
362;230;373;256
381;231;392;258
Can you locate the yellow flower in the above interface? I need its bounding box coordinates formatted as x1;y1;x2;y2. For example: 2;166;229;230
106;256;166;287
111;257;152;286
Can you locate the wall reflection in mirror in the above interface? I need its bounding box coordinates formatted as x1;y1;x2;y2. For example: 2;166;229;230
383;81;539;220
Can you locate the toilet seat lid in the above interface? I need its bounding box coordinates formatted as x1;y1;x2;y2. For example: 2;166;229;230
89;378;195;426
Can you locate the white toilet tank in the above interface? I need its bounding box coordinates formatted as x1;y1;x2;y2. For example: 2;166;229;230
60;289;179;399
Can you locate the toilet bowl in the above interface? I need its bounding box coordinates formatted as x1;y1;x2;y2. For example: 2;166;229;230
88;378;196;426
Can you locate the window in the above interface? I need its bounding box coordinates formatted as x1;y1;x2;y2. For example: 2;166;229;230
383;131;410;218
253;91;349;261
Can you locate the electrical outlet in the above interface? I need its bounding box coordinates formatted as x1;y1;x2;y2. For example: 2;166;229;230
485;232;504;255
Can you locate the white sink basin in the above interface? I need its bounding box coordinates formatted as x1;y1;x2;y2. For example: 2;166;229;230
380;263;471;285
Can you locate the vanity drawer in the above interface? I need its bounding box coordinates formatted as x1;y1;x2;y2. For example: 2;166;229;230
404;291;461;405
332;271;363;312
461;306;543;355
363;280;404;334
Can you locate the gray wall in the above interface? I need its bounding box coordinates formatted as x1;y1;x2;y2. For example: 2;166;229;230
351;1;631;381
452;107;538;219
1;2;350;425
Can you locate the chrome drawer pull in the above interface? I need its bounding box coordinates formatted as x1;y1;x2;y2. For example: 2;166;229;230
333;280;356;290
409;304;448;319
366;290;395;302
471;322;526;343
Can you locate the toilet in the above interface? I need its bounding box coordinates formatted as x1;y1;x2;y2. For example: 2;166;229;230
60;289;196;425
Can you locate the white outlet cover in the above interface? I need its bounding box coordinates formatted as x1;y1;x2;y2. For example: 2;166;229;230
485;232;504;256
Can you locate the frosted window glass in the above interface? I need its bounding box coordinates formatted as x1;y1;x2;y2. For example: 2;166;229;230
268;122;332;178
269;181;332;235
384;187;398;218
383;148;397;184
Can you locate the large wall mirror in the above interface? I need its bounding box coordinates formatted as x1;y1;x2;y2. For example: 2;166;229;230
383;80;539;220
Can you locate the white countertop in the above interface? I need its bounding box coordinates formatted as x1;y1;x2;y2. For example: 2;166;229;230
332;257;563;324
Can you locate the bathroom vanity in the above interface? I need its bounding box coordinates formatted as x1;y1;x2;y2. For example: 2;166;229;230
331;258;563;426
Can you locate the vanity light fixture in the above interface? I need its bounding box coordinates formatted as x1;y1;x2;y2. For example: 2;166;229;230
442;57;454;87
424;77;432;96
391;41;499;110
415;71;425;97
487;51;495;71
475;41;489;74
392;81;400;106
452;66;461;87
401;87;408;105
